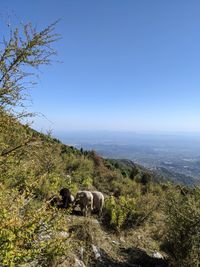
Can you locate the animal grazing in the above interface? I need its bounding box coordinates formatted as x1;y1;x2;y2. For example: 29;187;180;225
91;191;104;215
52;188;104;217
70;194;75;203
74;190;93;216
59;188;74;209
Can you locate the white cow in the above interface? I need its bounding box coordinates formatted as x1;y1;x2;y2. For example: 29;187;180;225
91;191;104;215
74;191;93;216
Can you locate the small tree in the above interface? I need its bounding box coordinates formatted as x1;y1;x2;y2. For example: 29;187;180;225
0;21;59;113
141;172;152;185
0;21;59;158
130;165;140;180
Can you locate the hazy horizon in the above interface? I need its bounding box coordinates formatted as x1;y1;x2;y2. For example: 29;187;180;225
35;128;200;140
50;129;200;180
50;130;200;148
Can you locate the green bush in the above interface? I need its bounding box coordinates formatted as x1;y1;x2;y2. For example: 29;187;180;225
0;185;69;266
104;195;141;231
103;191;161;232
162;187;200;267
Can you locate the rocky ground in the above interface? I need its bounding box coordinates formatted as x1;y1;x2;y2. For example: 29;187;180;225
57;215;168;267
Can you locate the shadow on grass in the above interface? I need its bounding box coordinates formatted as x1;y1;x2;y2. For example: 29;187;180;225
91;247;169;267
120;247;169;267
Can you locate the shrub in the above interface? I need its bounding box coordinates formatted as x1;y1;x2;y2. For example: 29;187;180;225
162;187;200;267
0;185;70;266
103;195;141;231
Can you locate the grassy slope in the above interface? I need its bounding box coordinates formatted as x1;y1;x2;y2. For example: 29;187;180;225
0;115;186;266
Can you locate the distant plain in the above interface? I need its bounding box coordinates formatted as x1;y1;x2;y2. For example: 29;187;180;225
57;131;200;181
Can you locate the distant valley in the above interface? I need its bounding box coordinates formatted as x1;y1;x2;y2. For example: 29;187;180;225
57;131;200;185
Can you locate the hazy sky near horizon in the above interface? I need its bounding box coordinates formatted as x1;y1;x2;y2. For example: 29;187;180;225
1;0;200;133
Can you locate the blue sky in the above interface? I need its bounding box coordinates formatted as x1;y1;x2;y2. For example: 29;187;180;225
1;0;200;133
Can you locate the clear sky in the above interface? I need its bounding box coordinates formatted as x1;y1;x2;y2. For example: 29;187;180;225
1;0;200;133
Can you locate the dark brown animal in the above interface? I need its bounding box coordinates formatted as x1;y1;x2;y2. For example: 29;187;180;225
59;188;73;209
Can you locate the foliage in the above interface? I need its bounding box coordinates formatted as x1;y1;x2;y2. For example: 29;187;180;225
0;21;71;266
162;187;200;267
104;195;142;231
0;21;59;113
0;185;69;266
141;172;152;185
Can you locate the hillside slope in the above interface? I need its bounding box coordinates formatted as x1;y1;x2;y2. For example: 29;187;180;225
1;113;200;267
153;166;198;186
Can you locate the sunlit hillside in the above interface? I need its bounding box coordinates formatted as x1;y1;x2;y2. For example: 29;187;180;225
1;5;200;266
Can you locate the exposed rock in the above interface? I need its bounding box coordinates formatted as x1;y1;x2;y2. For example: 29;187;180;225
79;246;84;261
112;240;119;245
120;237;125;243
59;231;70;239
37;233;51;242
92;244;101;260
75;258;86;267
153;251;164;259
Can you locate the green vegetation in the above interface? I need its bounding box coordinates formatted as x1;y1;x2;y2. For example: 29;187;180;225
0;21;200;267
162;187;200;267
